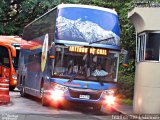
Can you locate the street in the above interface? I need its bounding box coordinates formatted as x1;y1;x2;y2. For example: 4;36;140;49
0;91;120;120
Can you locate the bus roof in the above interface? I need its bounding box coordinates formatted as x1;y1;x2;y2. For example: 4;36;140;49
24;4;117;28
58;4;117;15
0;36;21;45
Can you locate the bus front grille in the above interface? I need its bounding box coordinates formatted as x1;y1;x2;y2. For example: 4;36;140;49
69;88;102;100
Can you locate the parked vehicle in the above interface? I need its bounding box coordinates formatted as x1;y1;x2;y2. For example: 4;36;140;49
0;36;20;90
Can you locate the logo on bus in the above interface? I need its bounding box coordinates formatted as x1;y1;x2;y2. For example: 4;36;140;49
41;34;49;72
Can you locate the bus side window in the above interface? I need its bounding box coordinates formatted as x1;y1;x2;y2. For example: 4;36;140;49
28;54;41;72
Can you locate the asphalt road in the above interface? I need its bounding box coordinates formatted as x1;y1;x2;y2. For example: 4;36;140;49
0;91;121;120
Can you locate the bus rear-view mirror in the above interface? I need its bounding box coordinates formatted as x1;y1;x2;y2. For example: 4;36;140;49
121;49;128;67
50;42;55;58
49;56;55;59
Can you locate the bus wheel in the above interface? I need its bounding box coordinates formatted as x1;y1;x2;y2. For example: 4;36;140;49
54;103;63;109
9;86;15;91
20;86;26;97
41;84;48;106
41;93;48;106
93;105;101;112
20;78;26;97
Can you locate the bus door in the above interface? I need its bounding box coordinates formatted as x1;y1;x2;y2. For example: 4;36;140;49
0;46;11;79
13;45;20;71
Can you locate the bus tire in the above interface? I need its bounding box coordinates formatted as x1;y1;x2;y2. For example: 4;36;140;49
93;104;101;112
41;93;48;106
9;86;16;91
54;103;63;109
40;80;48;106
41;90;49;106
105;107;117;114
20;77;26;97
20;86;26;97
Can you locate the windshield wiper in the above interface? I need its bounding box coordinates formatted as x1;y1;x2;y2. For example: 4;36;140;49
89;37;114;44
68;73;79;82
68;67;87;82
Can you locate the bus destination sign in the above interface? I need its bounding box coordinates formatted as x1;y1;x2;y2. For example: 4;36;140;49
69;46;108;55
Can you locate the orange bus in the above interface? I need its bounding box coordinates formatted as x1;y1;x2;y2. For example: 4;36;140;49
0;36;21;90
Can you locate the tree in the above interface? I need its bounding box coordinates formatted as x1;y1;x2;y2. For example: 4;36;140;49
0;0;61;35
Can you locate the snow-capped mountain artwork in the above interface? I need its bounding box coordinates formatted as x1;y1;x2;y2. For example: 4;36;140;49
56;16;120;46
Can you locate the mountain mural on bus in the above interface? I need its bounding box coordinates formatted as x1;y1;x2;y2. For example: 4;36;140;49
55;7;120;48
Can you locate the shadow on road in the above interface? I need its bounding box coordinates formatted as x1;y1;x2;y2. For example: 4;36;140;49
9;88;20;93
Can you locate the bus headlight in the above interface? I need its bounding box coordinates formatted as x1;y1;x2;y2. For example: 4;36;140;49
105;89;115;95
104;95;116;106
12;75;17;79
50;83;68;101
51;89;64;101
103;89;116;106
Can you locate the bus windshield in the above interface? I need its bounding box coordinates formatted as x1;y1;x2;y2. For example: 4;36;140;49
56;7;120;46
53;46;119;82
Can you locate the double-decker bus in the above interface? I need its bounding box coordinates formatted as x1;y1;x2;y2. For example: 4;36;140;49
18;4;121;110
0;36;20;90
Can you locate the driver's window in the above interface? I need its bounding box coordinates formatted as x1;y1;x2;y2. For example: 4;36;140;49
0;46;10;68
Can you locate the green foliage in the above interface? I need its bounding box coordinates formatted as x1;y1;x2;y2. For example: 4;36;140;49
0;0;85;35
118;71;135;99
119;59;135;74
118;57;135;99
121;98;133;106
128;0;160;11
117;0;160;99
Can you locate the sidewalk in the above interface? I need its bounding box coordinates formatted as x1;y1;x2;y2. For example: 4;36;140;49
0;114;112;120
0;114;85;120
113;104;133;115
112;104;158;120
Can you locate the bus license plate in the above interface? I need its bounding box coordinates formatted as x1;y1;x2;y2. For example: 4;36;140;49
79;95;90;99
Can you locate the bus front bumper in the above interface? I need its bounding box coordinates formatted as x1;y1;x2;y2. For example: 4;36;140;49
46;89;116;108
